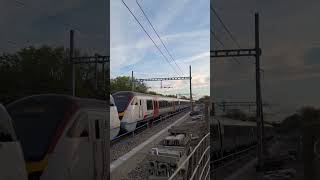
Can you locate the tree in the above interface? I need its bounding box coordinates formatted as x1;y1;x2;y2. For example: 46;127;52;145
0;45;108;104
180;96;189;100
223;109;248;121
166;94;177;98
110;76;148;94
198;95;210;103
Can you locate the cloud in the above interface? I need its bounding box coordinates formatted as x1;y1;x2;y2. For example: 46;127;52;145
110;0;209;97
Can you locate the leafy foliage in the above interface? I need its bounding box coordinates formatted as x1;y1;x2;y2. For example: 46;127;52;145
277;106;320;134
0;46;107;104
110;76;148;93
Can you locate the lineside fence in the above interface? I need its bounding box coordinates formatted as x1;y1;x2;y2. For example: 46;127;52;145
168;132;211;180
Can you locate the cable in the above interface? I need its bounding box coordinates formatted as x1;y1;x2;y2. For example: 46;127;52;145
211;8;265;73
211;30;240;64
136;0;185;76
122;0;181;77
211;7;241;49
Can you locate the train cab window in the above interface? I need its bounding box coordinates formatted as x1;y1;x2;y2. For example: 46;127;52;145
147;100;153;110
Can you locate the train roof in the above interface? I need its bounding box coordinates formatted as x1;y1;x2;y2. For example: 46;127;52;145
7;94;107;110
112;91;190;101
211;116;273;127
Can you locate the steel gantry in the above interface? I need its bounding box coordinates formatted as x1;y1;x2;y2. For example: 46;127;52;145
132;66;194;111
211;13;265;169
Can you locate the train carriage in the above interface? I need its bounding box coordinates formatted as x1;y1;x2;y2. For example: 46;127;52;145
110;95;120;140
5;94;109;180
112;91;190;133
211;116;273;159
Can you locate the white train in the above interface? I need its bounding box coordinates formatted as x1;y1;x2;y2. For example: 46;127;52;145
112;91;190;133
1;94;109;180
110;95;120;140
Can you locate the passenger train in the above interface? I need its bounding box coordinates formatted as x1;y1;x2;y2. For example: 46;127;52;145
211;116;274;159
110;95;120;140
1;94;109;180
112;91;190;133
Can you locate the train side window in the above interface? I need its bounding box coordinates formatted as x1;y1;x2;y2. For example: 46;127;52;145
140;100;142;106
147;100;153;110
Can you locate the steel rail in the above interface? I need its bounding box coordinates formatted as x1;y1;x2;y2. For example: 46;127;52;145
111;107;190;144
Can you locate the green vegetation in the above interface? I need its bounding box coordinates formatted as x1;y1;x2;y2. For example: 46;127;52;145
222;109;254;121
277;106;320;134
110;76;148;93
0;46;106;104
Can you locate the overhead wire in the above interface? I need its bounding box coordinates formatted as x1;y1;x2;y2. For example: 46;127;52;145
211;7;265;72
122;0;181;77
135;0;185;76
211;7;241;49
211;30;240;64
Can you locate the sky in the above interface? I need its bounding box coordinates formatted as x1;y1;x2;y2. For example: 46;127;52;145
0;0;107;55
111;0;210;100
211;0;320;121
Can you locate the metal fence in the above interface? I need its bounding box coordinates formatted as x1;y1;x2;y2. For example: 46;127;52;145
168;132;210;180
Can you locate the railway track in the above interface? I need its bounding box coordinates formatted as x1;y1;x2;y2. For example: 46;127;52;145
210;145;257;180
110;108;190;163
111;107;189;145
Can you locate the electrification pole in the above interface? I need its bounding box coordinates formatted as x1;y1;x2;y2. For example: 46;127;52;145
255;13;264;169
131;71;134;91
210;12;264;169
189;65;193;111
69;30;75;96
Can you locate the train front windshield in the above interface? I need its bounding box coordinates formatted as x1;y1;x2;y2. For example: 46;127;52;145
7;96;72;162
112;92;133;112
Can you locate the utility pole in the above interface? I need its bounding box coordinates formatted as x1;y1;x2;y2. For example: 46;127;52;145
102;60;105;91
95;55;98;90
69;30;75;96
255;13;264;169
189;65;193;111
131;71;134;91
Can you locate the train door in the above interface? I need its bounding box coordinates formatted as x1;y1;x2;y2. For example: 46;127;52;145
153;100;159;118
88;110;108;180
139;99;143;119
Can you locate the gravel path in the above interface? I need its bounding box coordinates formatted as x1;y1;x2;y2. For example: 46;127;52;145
110;110;188;162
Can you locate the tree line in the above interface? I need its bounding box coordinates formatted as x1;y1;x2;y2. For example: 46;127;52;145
0;46;106;104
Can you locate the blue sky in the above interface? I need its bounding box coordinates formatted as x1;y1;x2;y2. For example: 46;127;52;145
111;0;210;99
